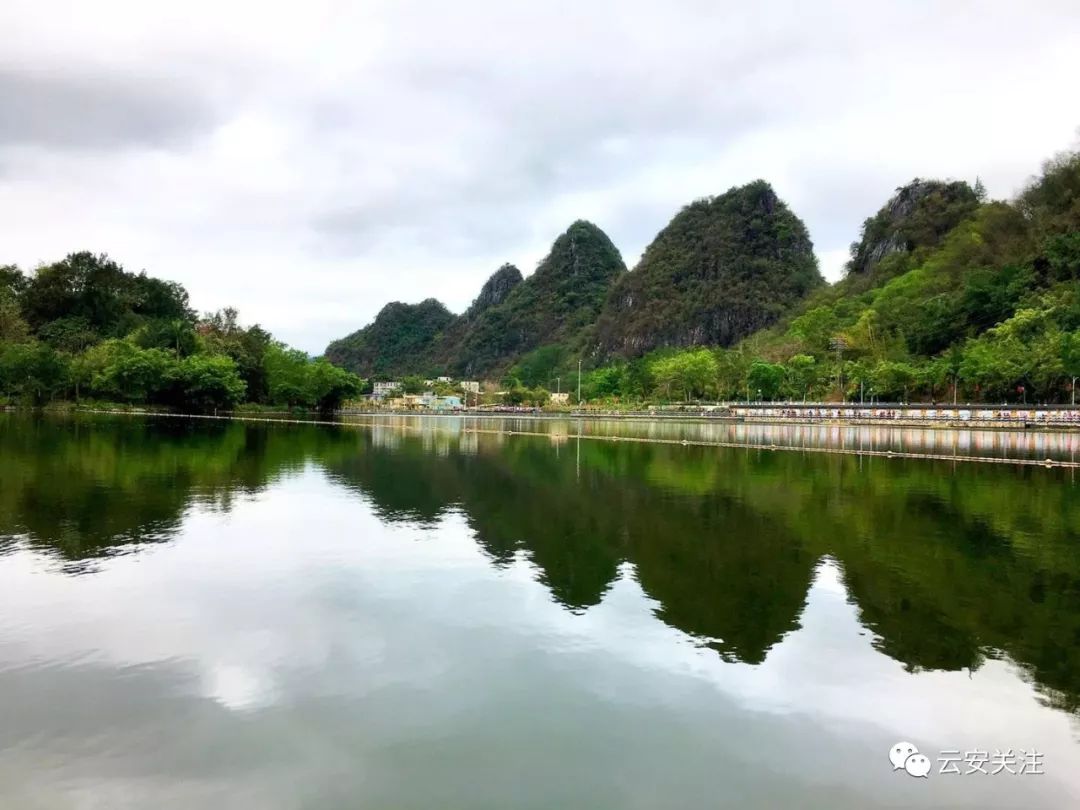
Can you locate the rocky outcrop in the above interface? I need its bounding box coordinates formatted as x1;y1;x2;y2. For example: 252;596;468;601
465;264;522;318
847;179;979;275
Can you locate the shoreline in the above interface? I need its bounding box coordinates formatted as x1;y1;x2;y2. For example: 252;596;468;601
338;408;1080;433
5;406;1078;468
8;403;1080;433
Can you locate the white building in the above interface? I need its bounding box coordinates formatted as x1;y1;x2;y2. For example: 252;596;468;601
460;381;480;394
436;376;452;383
373;381;401;398
550;392;570;405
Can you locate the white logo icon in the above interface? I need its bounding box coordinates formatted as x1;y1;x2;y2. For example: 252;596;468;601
905;753;932;778
890;741;930;777
890;741;918;771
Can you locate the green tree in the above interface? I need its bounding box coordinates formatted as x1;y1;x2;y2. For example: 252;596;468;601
870;361;918;402
0;264;26;295
959;340;1020;401
131;317;197;357
0;286;30;343
0;342;70;404
168;354;246;412
586;364;626;399
507;344;566;389
681;349;719;400
530;386;551;406
1062;332;1080;403
1044;233;1080;282
783;354;819;400
973;177;987;203
714;349;750;400
38;316;99;352
265;344;312;408
650;349;718;401
843;360;875;402
198;312;273;403
919;358;950;402
308;359;362;413
746;361;784;401
21;252;191;337
400;375;426;395
90;342;174;403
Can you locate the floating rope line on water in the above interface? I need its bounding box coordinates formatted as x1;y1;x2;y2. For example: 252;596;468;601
78;409;1080;469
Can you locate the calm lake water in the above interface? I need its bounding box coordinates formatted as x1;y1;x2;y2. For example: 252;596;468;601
2;413;1080;808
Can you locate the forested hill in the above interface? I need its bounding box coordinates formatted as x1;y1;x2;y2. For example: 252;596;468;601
591;180;823;357
325;220;627;378
324;298;454;378
578;148;1080;404
323;187;822;380
436;220;626;377
327;144;1080;403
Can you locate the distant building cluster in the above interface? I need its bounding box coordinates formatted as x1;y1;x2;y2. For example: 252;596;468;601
372;381;401;398
369;376;481;410
389;393;463;411
367;375;565;408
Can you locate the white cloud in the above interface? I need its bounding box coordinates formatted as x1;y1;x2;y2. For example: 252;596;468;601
1;0;1078;351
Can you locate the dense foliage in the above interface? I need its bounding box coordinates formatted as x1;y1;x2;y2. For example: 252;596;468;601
324;221;626;379
591;180;824;357
440;220;625;377
324;298;455;378
0;253;361;411
323;186;824;383
576;148;1080;404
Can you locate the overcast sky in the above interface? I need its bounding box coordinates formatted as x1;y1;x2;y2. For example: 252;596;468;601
2;1;1078;352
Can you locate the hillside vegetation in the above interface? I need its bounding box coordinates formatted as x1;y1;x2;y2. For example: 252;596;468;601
325;184;824;383
578;148;1080;403
592;180;823;357
325;298;454;378
0;254;362;411
323;149;1080;403
326;220;627;379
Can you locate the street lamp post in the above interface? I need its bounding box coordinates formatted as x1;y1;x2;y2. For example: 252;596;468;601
577;359;582;406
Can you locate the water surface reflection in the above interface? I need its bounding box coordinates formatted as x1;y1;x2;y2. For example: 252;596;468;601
1;413;1079;808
